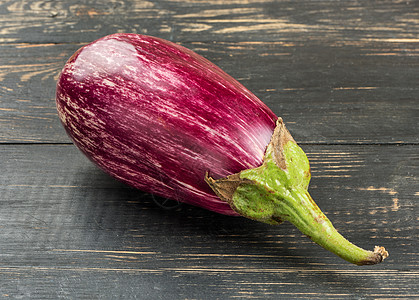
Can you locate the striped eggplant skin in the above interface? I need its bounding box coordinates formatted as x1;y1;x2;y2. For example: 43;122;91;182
56;33;277;215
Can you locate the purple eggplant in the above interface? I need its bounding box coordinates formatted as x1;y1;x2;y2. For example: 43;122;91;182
56;33;388;265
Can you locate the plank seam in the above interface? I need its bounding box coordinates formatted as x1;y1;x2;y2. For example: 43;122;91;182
0;142;417;146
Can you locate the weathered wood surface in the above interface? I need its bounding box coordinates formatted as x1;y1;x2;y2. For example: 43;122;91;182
1;144;417;299
0;0;418;299
0;41;418;144
0;0;418;144
0;0;418;44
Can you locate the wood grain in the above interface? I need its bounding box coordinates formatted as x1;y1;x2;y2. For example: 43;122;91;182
0;0;418;299
0;40;417;143
0;144;417;298
0;0;418;44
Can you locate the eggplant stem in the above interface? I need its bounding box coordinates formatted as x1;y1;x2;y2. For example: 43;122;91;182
275;190;388;265
205;118;389;265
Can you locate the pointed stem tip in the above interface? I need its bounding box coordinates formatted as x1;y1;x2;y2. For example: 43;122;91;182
284;191;389;266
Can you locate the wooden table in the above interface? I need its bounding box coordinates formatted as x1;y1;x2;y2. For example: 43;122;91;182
1;1;418;299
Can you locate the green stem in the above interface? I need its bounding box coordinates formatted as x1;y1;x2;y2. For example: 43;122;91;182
205;118;388;265
275;189;386;265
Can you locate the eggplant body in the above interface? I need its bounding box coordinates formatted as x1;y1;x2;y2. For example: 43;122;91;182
57;34;389;265
56;33;277;215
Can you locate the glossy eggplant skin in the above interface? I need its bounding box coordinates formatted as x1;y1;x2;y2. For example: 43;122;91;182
56;33;277;215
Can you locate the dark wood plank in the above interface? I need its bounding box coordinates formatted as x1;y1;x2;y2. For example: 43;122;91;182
0;1;418;299
0;40;417;143
0;0;418;44
0;144;417;299
1;0;417;144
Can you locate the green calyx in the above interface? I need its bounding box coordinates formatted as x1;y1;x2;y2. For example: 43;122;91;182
205;118;388;265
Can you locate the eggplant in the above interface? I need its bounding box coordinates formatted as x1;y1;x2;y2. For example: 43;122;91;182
56;33;388;265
